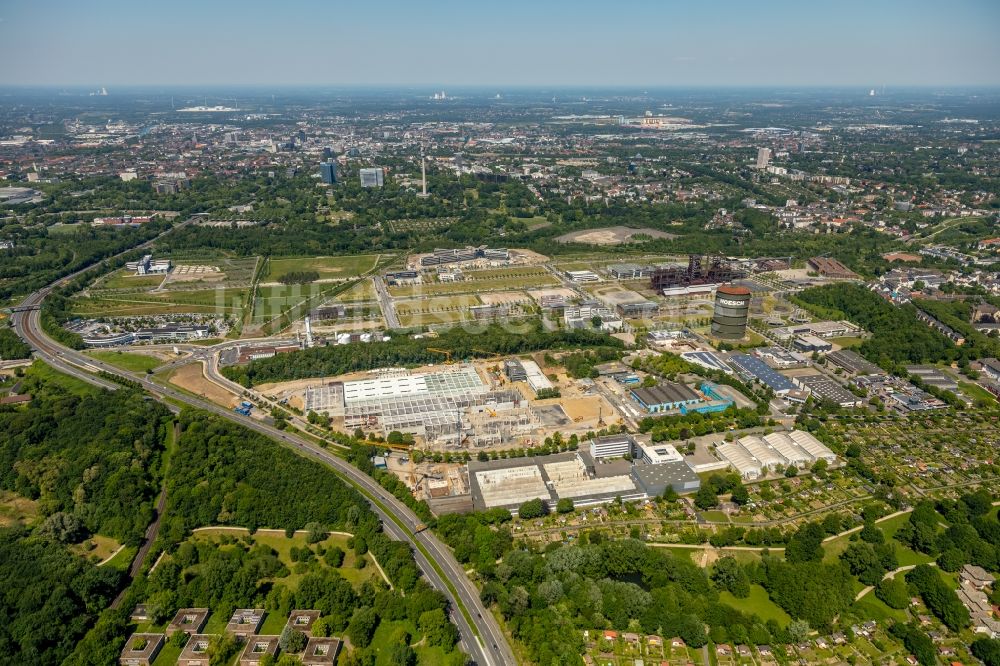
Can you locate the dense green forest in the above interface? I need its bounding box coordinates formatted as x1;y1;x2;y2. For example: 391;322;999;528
0;219;168;303
638;404;765;442
0;327;31;360
0;371;170;665
1;366;468;665
0;527;124;666
794;283;960;367
0;375;171;544
223;323;623;386
160;410;422;590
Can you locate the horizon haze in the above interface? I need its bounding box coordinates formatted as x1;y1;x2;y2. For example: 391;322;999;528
2;0;999;87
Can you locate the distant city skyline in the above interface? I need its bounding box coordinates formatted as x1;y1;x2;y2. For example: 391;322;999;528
2;0;999;87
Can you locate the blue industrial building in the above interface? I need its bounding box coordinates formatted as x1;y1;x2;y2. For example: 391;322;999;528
727;354;796;394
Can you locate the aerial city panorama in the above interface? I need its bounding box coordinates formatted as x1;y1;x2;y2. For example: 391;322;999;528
1;1;1000;665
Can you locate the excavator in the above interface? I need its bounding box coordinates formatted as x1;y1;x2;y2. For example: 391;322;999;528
427;347;454;364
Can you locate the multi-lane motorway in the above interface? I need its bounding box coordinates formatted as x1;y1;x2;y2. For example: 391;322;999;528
12;283;516;666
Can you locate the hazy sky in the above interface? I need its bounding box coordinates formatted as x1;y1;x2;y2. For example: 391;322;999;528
2;0;999;87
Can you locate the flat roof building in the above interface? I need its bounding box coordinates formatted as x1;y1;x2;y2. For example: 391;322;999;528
630;382;702;413
521;359;553;393
727;354;796;394
177;634;213;666
793;334;832;353
827;349;885;376
226;608;265;638
608;263;650;280
166;608;208;636
359;167;384;188
566;270;601;282
239;636;280;666
636;443;684;465
590;434;635;460
504;359;527;382
285;610;321;637
794;374;863;407
301;636;342;666
119;633;164;666
632;460;701;497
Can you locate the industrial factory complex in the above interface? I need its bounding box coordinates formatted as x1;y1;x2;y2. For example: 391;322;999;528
468;434;701;513
467;429;837;513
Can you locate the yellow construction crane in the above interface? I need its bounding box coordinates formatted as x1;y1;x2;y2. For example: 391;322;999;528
427;347;454;364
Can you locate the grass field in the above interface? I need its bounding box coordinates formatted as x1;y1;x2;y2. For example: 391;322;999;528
823;512;933;568
370;619;452;666
99;271;166;290
46;223;85;236
959;380;998;404
26;360;94;395
86;350;162;373
189;528;381;590
396;310;468;328
72;288;248;316
70;534;123;564
251;283;346;324
332;279;377;303
829;336;864;348
267;254;381;282
0;491;39;527
104;545;137;570
151;641;182;666
719;584;791;627
395;294;480;314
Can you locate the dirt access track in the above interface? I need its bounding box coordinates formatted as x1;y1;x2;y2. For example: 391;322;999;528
169;362;240;407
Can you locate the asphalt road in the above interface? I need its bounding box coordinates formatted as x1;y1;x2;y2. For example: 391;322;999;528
13;290;515;666
373;275;401;329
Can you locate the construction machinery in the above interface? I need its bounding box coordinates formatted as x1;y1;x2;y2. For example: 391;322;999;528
427;347;454;364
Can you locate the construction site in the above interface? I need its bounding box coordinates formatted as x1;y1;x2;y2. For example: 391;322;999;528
303;364;538;448
284;355;617;450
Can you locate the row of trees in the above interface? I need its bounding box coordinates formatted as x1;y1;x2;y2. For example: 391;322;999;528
224;322;622;386
639;404;764;443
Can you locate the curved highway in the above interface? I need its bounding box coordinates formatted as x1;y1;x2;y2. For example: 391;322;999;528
12;285;516;666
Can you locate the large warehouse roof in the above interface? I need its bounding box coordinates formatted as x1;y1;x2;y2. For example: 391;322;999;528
788;430;837;463
763;432;813;465
631;382;701;407
737;435;788;469
728;354;796;393
342;365;485;405
717;441;762;478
